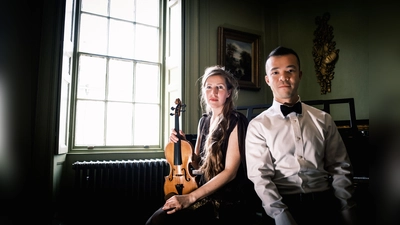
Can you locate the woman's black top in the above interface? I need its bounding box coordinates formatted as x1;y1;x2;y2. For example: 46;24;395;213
196;110;254;206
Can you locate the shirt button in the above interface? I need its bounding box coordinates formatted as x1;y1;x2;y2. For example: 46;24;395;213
296;137;301;141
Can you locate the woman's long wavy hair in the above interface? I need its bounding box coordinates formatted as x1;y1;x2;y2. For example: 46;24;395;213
198;65;239;181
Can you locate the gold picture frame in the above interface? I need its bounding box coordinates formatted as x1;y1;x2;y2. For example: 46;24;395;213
218;27;260;90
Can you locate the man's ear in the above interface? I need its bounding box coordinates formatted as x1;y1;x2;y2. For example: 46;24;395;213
265;75;270;86
299;71;303;79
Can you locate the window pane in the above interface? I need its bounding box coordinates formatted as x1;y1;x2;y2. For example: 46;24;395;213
77;55;106;100
133;104;159;145
72;0;163;150
135;63;159;103
110;0;134;21
106;102;133;145
79;14;108;55
75;101;105;146
136;0;159;26
81;0;108;16
109;19;134;58
136;25;159;62
108;59;133;101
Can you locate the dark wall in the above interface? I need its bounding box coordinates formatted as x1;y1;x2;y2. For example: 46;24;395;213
0;1;53;224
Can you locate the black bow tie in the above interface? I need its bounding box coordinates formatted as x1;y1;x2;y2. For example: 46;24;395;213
280;102;302;117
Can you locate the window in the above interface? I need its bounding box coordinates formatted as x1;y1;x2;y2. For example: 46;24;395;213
59;0;171;153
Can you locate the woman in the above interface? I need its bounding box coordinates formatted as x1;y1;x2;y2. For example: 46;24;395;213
145;66;255;225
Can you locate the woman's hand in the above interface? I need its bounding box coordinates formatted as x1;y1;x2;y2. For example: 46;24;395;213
170;129;186;143
162;194;196;214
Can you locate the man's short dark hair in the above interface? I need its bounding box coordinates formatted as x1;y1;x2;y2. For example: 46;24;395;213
267;46;301;70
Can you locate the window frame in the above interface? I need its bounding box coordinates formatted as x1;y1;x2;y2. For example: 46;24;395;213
58;0;172;154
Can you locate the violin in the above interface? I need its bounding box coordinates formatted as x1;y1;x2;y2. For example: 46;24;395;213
164;98;198;199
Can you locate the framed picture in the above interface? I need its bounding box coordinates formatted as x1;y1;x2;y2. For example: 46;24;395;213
218;27;260;90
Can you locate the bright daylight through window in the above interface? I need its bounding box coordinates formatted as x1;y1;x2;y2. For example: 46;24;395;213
72;0;162;149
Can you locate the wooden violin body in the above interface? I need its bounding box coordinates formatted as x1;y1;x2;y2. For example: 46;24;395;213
164;98;198;199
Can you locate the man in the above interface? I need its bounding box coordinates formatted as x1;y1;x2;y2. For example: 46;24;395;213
245;46;358;225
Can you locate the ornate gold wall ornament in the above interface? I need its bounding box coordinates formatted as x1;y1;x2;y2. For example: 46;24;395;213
312;13;339;94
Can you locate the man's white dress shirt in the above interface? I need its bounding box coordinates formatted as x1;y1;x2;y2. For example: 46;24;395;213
245;99;355;225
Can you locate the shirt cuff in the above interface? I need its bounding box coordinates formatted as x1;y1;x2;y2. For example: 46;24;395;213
341;206;360;225
274;211;298;225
